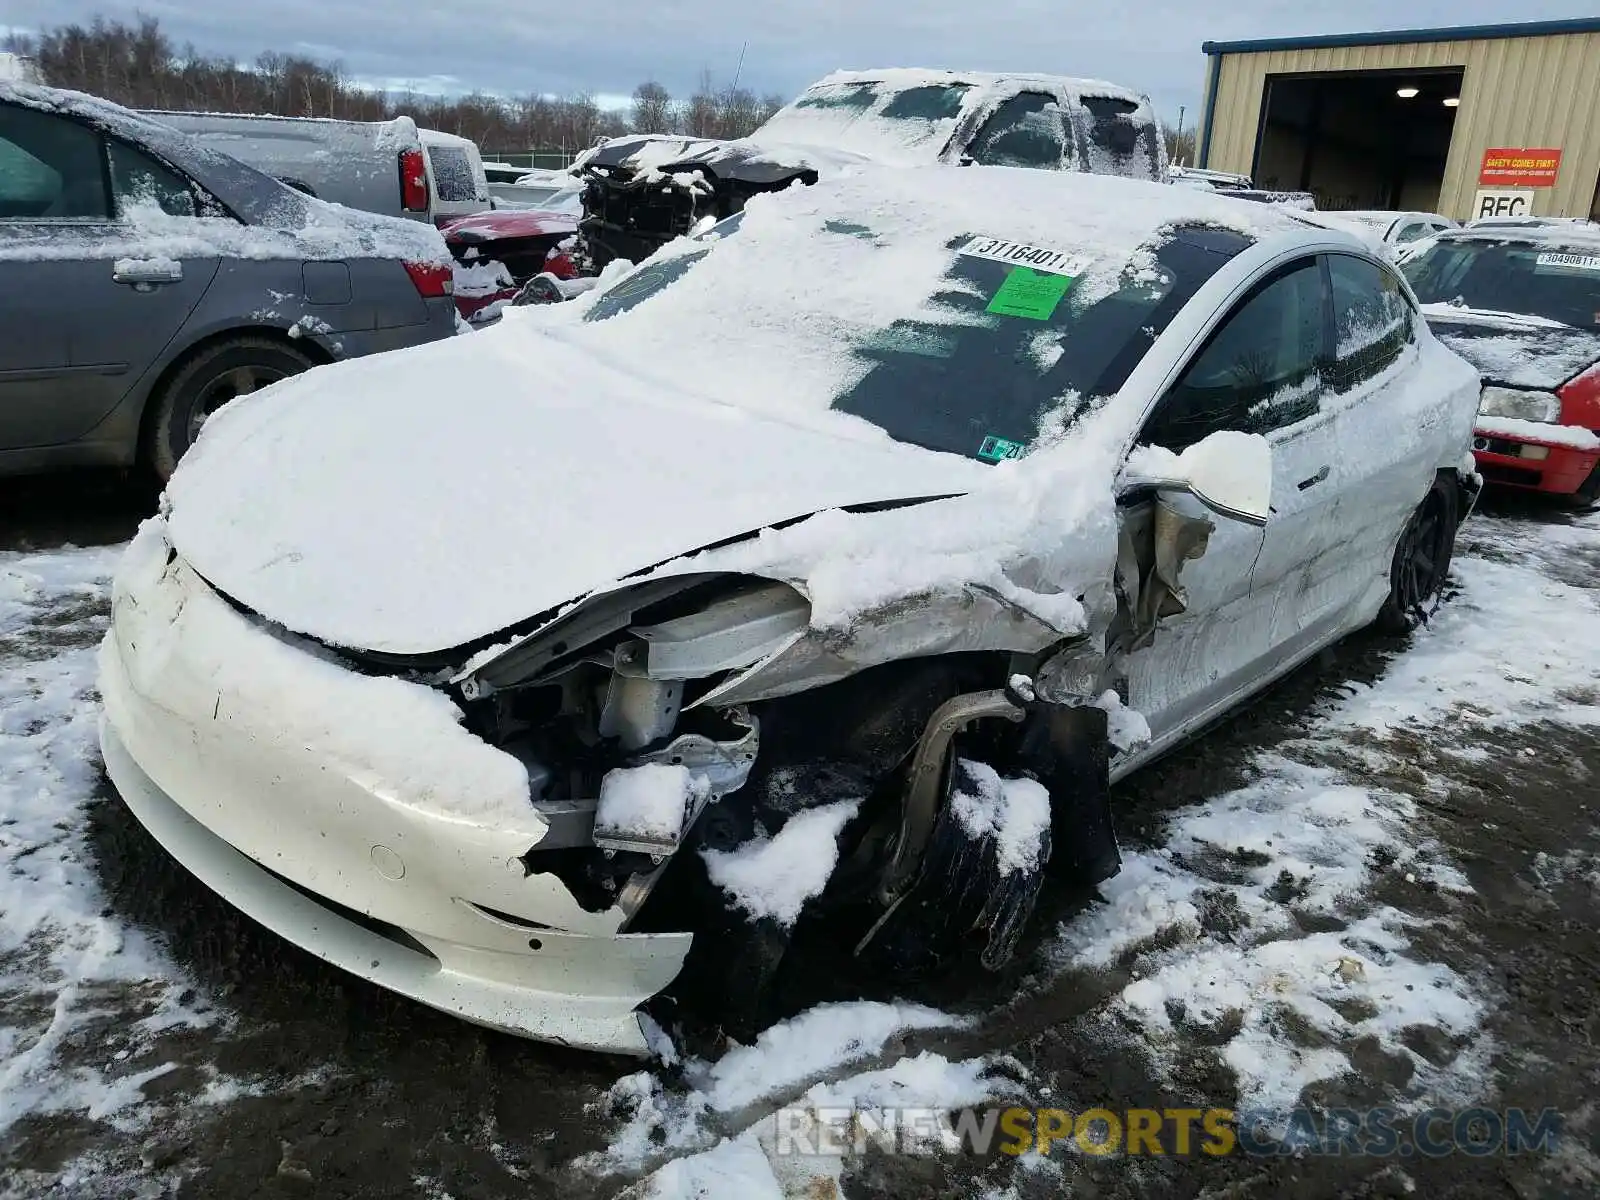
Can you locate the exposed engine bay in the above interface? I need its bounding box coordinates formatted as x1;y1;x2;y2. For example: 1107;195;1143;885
429;564;1139;1031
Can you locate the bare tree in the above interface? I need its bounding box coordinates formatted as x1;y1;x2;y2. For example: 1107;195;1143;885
631;81;672;134
1164;126;1196;167
680;69;720;137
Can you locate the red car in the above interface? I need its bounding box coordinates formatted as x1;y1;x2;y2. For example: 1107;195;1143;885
1405;224;1600;504
438;209;581;324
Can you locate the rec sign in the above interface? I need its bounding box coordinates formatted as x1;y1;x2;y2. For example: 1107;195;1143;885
1479;147;1562;187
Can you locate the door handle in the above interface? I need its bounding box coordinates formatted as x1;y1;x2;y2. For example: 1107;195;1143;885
1296;465;1331;491
113;259;184;286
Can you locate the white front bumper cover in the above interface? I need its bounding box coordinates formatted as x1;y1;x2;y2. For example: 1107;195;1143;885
97;520;690;1055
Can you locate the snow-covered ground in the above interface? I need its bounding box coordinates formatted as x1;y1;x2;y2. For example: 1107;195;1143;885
1;502;1596;1197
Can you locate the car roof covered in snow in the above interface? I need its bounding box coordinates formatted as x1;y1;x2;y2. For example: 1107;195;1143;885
809;67;1150;104
750;68;1160;171
1436;220;1600;252
1;81;449;264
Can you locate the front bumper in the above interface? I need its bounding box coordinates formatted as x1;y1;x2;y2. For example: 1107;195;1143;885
1472;426;1600;495
97;523;689;1054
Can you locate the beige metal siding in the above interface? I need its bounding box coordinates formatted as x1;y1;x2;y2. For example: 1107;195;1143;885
1202;32;1600;219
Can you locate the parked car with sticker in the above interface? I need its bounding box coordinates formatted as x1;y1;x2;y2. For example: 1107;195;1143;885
577;69;1168;270
1404;225;1600;503
99;164;1480;1054
0;83;457;480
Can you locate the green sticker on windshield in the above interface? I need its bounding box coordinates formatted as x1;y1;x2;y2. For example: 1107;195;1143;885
978;435;1026;462
986;267;1075;320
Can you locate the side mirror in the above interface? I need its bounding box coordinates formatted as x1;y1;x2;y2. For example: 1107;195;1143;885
1123;430;1272;526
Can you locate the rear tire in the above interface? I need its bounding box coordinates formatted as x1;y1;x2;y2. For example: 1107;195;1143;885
1376;477;1459;634
143;337;316;481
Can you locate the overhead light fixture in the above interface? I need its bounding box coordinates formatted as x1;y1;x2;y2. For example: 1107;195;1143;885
1396;86;1420;98
1443;96;1460;107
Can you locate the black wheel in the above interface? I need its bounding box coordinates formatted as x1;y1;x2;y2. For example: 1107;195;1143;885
1376;478;1459;634
144;338;315;481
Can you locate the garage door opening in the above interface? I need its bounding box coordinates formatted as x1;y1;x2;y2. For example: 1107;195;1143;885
1253;68;1464;212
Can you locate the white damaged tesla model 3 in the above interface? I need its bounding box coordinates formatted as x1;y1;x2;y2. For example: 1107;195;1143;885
98;163;1482;1054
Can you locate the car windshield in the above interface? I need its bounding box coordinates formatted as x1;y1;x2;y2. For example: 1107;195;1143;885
754;80;974;161
583;219;1248;463
1403;237;1600;329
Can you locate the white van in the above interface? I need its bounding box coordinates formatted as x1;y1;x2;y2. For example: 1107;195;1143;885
144;109;490;225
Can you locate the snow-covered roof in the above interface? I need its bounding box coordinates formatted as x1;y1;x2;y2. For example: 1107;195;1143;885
1446;221;1600;251
0;82;448;266
810;67;1149;104
751;68;1158;170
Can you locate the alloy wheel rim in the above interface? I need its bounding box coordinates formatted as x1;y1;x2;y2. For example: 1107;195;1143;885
188;364;288;443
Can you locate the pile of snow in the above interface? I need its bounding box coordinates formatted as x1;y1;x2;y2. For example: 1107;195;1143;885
1092;688;1151;752
948;761;1051;875
451;259;514;298
700;799;861;926
596;763;704;843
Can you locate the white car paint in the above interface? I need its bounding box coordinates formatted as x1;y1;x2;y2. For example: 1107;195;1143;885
99;166;1480;1053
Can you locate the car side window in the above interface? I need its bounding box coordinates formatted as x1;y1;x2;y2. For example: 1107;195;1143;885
1328;253;1414;391
0;103;110;220
964;93;1070;170
1140;259;1327;452
108;140;197;218
1395;221;1431;244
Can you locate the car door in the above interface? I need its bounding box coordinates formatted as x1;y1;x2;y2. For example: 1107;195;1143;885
0;101;111;449
0;101;218;450
1234;258;1350;660
959;92;1073;171
1118;254;1331;750
1318;252;1436;617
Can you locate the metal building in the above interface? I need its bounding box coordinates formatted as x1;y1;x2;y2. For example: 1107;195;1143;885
1197;17;1600;221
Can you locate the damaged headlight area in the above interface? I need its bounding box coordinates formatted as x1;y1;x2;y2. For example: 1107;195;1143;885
443;575;796;913
438;570;1122;1033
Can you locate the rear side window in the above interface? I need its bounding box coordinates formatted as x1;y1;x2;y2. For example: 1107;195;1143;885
427;145;477;203
1328;254;1414;391
108;140;196;217
965;93;1069;170
1142;259;1327;451
0;104;109;220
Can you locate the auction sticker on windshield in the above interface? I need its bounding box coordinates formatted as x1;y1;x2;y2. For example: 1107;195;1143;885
961;236;1089;276
1536;251;1600;273
987;267;1075;320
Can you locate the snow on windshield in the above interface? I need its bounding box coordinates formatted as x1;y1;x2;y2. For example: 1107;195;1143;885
547;164;1283;455
754;77;971;165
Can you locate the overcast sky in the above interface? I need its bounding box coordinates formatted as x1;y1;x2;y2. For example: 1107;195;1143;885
7;1;1596;127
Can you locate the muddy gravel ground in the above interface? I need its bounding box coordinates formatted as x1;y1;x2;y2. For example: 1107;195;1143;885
2;470;1598;1199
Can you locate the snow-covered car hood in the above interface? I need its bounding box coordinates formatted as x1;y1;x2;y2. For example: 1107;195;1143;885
163;328;990;656
1422;306;1600;390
